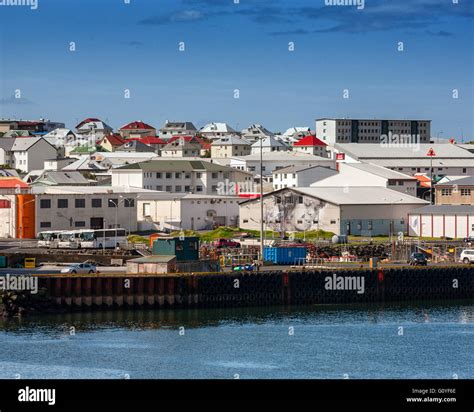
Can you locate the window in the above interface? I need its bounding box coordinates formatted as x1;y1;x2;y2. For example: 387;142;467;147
196;172;202;178
124;198;135;207
330;220;336;224
156;172;162;178
461;189;471;196
211;185;217;192
175;185;182;192
175;172;181;178
313;220;318;224
166;186;172;192
92;198;102;208
212;172;218;179
166;172;172;179
75;199;85;208
185;185;191;192
243;219;248;223
441;189;452;196
156;185;163;191
368;221;373;230
40;222;51;228
108;198;118;207
57;199;68;208
75;221;86;227
40;199;51;209
196;185;203;192
298;196;303;204
0;199;11;208
185;173;191;179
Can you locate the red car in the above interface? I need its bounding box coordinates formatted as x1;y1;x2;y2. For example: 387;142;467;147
213;238;241;248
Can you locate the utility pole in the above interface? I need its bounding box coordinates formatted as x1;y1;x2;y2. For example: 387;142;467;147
260;136;264;263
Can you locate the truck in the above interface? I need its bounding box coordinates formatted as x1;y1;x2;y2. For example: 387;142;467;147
213;238;241;249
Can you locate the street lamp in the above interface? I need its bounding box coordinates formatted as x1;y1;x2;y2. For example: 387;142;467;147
108;196;127;249
259;136;264;263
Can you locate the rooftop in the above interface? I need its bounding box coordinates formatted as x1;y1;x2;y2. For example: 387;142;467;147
120;121;155;130
200;122;237;134
115;159;250;173
334;143;474;159
0;177;29;188
244;186;428;206
436;176;474;186
410;205;474;215
211;135;251;146
294;135;327;147
343;162;415;180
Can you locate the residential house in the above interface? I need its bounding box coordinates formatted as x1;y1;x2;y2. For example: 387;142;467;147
97;134;126;152
161;136;202;158
293;135;328;157
119;121;156;139
273;165;338;190
240;124;273;144
158;121;197;139
6;137;59;173
117;140;156;153
75;118;113;138
199;122;237;140
250;135;289;154
211;135;251;158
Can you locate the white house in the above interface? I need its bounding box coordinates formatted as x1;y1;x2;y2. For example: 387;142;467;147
273;165;338;190
8;137;59;173
75;118;113;139
408;205;474;239
158;121;197;139
280;127;311;144
199;122;237;140
250;135;289;154
240;124;273;144
138;192;241;232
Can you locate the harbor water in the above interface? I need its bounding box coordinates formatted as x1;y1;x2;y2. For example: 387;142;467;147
0;301;472;379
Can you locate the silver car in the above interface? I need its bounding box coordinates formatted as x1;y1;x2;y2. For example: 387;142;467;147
61;263;97;274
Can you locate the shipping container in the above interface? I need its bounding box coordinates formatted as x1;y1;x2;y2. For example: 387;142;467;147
152;236;199;261
0;256;7;268
263;247;307;265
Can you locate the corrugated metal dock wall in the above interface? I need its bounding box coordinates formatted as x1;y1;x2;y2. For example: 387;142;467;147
34;266;474;310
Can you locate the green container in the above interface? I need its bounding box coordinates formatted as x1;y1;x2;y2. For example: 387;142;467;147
152;237;199;262
0;256;7;268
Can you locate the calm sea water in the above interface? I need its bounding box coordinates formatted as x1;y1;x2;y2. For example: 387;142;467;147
0;301;473;379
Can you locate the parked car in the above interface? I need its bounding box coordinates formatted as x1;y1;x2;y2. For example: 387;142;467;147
61;263;97;274
460;249;474;264
463;236;474;243
233;264;254;272
213;238;241;248
409;252;428;266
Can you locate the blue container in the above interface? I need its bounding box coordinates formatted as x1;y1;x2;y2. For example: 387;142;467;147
263;247;307;265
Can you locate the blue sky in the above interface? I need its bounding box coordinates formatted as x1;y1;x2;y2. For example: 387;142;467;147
0;0;473;140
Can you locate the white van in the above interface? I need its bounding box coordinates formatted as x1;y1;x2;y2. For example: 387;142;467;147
460;249;474;264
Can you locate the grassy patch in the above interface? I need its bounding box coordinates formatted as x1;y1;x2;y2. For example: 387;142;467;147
127;234;149;244
292;230;335;240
